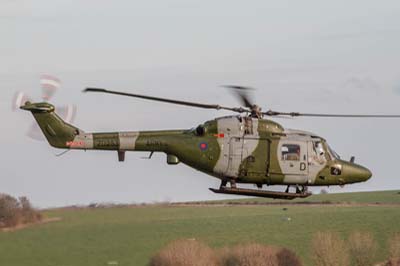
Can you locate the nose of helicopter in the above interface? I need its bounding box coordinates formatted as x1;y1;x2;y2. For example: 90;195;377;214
355;165;372;181
344;162;372;182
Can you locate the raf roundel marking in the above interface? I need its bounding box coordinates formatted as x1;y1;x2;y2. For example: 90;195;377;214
199;142;208;151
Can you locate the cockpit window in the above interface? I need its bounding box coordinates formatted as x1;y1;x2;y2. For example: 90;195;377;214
311;141;340;162
281;144;300;161
313;141;324;156
311;141;328;164
195;125;206;136
327;145;340;159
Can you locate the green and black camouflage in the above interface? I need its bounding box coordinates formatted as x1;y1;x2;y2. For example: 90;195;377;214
21;101;372;197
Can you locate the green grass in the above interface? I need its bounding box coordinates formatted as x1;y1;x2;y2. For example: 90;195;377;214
0;190;399;266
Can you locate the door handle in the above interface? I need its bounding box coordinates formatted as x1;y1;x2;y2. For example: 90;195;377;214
300;162;306;171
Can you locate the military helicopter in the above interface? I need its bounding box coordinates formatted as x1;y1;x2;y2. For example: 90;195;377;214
20;86;400;199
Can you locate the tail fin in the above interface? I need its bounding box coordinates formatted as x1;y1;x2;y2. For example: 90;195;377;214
21;102;82;148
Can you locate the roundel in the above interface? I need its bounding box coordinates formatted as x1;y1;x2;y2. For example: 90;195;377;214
199;142;208;151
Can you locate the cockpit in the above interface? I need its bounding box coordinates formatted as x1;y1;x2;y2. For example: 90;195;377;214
327;144;340;160
310;140;340;164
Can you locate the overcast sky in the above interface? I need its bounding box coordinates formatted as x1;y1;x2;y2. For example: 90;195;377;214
2;0;400;207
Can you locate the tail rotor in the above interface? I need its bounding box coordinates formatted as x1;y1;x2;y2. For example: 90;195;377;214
12;74;77;141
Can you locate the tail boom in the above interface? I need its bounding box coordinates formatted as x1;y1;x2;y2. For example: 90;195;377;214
21;102;180;153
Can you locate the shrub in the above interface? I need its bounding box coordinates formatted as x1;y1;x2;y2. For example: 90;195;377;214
0;194;42;228
386;258;400;266
149;239;218;266
276;248;302;266
348;231;377;266
0;194;21;227
387;233;400;266
311;232;350;266
218;243;279;266
150;240;302;266
19;196;42;224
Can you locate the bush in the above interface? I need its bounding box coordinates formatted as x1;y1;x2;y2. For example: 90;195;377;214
386;258;400;266
276;248;302;266
387;233;400;266
218;243;301;266
348;231;377;266
0;194;42;228
219;243;279;266
150;241;302;266
149;239;218;266
311;232;350;266
0;194;21;227
19;196;42;224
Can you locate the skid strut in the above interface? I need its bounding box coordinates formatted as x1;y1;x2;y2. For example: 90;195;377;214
209;186;312;200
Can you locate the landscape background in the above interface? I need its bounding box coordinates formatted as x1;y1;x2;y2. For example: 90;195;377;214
2;1;400;207
0;190;399;265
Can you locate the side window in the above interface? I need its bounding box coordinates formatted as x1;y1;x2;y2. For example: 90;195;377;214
281;144;300;161
331;166;342;176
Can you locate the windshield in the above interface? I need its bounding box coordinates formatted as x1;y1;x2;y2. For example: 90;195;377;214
311;141;340;162
327;144;340;159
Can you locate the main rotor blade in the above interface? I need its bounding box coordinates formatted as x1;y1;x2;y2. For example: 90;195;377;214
83;88;248;113
264;110;400;118
223;85;254;108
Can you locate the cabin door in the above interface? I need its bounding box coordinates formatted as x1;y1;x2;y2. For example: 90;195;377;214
278;141;309;176
227;137;244;177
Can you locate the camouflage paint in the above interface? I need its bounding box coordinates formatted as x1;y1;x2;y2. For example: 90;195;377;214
22;102;372;187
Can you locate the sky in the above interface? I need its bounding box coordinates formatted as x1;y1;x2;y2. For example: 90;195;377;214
1;0;400;207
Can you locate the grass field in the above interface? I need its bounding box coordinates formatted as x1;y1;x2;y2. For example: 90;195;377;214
0;190;399;266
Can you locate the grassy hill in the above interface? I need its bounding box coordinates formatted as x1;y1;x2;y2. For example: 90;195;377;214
0;190;399;266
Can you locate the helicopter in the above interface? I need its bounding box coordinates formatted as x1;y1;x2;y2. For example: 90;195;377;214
20;86;400;200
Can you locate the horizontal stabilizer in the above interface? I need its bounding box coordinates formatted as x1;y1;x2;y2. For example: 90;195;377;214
20;102;55;113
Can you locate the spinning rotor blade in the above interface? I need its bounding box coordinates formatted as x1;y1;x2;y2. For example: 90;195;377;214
83;88;248;113
223;85;254;108
84;86;400;119
40;74;61;101
263;110;400;118
56;104;77;123
12;92;31;111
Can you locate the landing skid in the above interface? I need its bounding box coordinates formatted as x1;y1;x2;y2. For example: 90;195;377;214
209;186;312;200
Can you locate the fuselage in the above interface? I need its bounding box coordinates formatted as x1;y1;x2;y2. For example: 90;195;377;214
22;102;372;187
69;115;372;187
